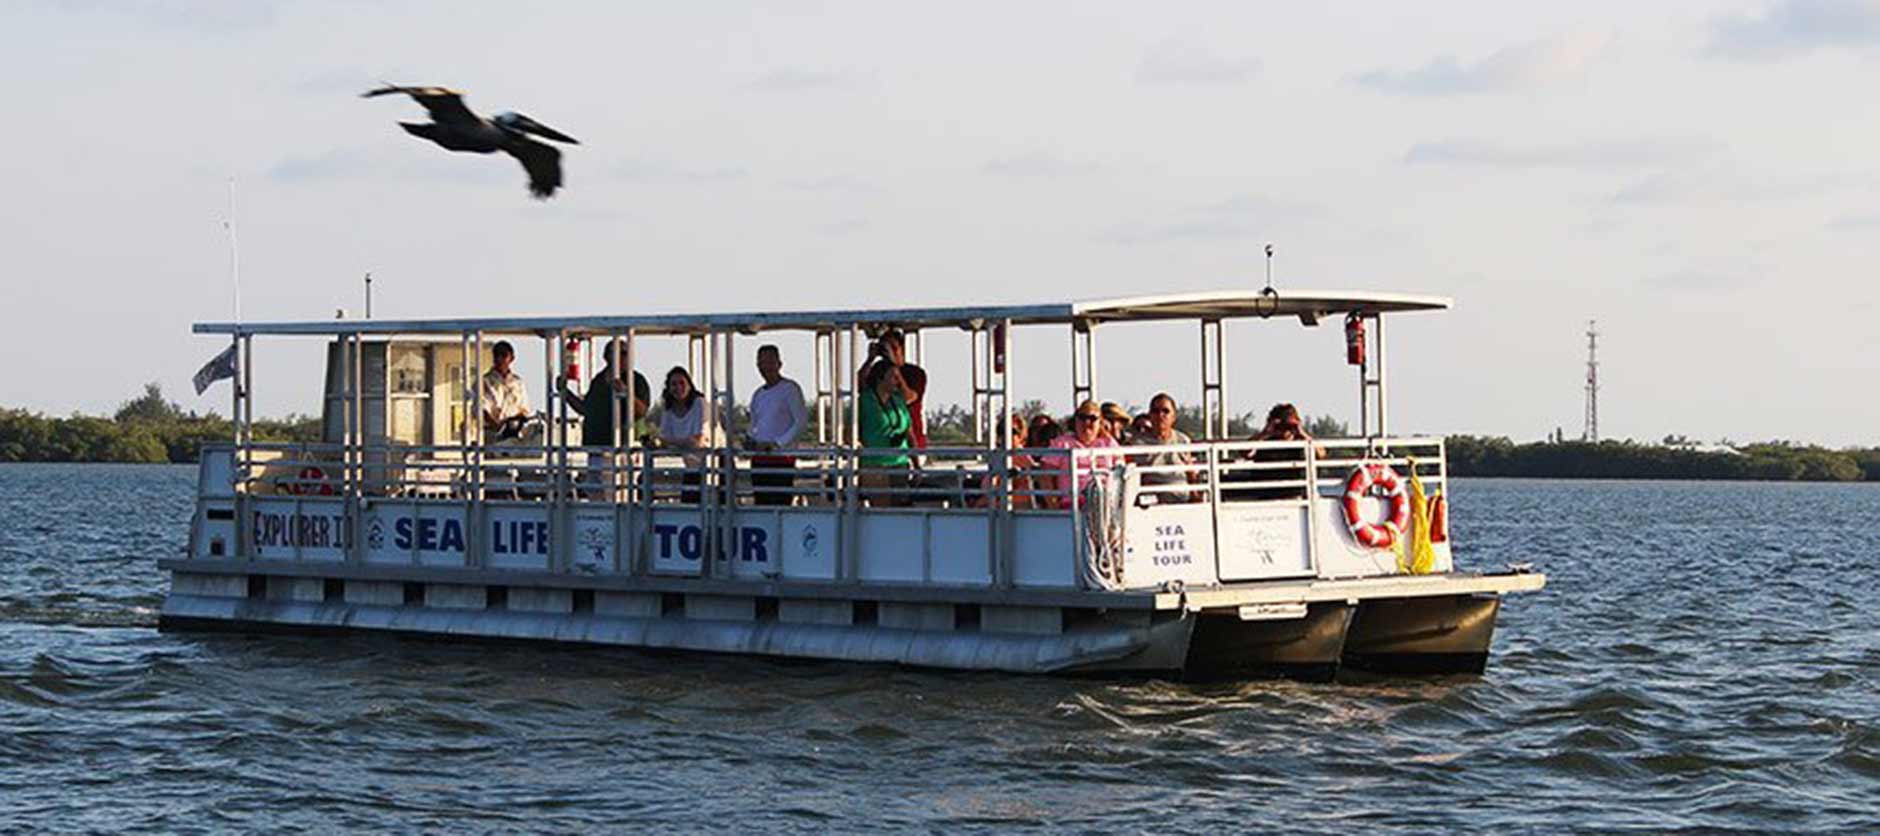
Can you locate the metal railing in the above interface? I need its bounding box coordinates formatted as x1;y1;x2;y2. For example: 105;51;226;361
213;436;1448;588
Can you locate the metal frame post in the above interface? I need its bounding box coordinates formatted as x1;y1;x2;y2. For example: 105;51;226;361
1070;320;1095;407
470;331;484;567
231;333;248;557
1358;313;1387;440
349;332;364;564
1199;319;1227;441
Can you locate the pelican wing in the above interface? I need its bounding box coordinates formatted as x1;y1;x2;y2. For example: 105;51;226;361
361;85;478;125
503;135;564;199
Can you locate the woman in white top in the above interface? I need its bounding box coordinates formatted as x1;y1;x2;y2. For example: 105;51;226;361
658;366;712;504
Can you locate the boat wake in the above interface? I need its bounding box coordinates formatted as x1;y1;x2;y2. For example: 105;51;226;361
0;600;159;629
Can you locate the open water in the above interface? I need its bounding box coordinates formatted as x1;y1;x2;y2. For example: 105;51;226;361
0;464;1874;833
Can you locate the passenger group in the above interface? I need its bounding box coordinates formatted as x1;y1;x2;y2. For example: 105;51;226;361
532;332;1318;507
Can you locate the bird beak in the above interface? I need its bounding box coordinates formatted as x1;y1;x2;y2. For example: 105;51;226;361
520;117;579;144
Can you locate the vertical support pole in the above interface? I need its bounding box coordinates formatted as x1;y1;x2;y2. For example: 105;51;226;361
996;317;1015;586
843;323;861;582
460;330;474;564
1374;314;1388;439
1358;313;1386;442
231;333;247;558
350;332;365;564
813;330;831;445
1199;319;1224;441
240;334;253;452
970;323;985;446
1070;321;1095;407
623;328;640;575
1358;318;1371;440
719;330;737;578
846;325;861;451
470;331;484;568
1215;319;1229;440
698;330;716;579
544;332;560;571
1303;441;1322;575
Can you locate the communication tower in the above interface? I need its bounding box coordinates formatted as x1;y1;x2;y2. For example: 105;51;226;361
1582;320;1599;442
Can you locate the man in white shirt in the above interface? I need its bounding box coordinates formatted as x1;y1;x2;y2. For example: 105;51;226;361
480;341;536;441
744;345;808;506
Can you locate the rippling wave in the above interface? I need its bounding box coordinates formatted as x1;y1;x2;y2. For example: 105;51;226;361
0;465;1874;832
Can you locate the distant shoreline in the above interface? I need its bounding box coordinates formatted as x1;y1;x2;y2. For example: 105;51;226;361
1444;436;1879;483
6;394;1876;482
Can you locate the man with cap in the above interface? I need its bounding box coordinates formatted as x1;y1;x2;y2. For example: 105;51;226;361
480;340;538;442
1099;401;1131;442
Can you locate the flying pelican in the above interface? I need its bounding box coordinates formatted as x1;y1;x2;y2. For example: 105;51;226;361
362;85;579;199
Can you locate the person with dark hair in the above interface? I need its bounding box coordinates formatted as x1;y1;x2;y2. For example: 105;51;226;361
658;366;713;504
1226;402;1321;502
971;413;1038;509
559;339;652;448
1100;402;1130;442
1136;393;1198;503
862;328;928;451
555;339;651;499
480;340;537;441
1127;413;1155;445
857;360;912;506
1029;415;1062;448
745;345;808;506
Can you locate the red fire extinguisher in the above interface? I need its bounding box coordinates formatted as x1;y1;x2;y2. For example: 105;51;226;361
563;336;582;381
1344;313;1366;366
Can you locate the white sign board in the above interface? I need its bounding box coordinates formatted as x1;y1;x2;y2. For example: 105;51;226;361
570;510;616;574
778;511;837;581
1216;503;1312;581
1121;502;1218;589
250;498;348;562
485;505;551;571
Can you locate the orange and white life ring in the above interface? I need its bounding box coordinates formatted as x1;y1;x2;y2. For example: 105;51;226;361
1343;463;1409;549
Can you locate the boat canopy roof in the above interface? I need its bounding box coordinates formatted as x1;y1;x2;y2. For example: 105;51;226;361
193;288;1450;338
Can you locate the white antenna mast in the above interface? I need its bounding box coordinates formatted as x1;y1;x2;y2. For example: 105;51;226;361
225;177;241;323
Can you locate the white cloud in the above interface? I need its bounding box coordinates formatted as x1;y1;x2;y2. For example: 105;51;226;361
1405;139;1715;169
267;146;508;185
1356;29;1613;95
980;151;1102;178
1828;210;1880;229
38;0;280;32
607;158;747;184
1708;0;1880;60
1610;169;1874;204
783;175;876;193
1136;40;1261;84
1098;194;1317;244
1640;269;1756;292
746;68;867;92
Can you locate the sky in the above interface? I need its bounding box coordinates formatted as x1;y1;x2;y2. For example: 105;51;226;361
1;0;1876;446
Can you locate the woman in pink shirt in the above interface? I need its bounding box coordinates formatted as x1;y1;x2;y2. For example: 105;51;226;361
1040;400;1121;509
